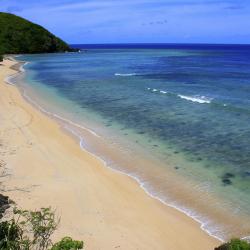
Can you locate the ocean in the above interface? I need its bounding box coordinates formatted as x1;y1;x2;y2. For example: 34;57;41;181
14;44;250;241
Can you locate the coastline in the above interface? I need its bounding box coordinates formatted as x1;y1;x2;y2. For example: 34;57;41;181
0;58;219;249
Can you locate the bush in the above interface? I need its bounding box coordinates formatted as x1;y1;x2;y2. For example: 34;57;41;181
0;219;31;249
215;238;250;250
0;207;83;250
15;207;59;250
0;55;3;62
51;237;83;250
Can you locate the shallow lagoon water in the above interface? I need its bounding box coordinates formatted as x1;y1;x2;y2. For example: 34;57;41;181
17;46;250;240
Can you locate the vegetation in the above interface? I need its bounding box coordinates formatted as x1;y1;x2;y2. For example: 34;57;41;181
51;237;83;250
215;239;250;250
0;47;3;62
0;12;74;54
0;207;83;250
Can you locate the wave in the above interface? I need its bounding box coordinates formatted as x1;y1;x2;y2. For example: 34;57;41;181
147;87;213;104
4;62;29;85
115;73;138;77
160;90;168;94
20;62;29;72
178;94;213;104
5;74;17;85
147;88;168;94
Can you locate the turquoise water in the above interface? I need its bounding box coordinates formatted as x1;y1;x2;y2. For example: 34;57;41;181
17;46;250;240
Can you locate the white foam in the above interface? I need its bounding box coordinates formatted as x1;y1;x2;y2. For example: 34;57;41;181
147;88;168;94
20;62;29;72
5;74;16;85
160;90;167;94
242;236;250;242
115;73;137;77
178;94;213;104
4;62;29;85
64;125;85;148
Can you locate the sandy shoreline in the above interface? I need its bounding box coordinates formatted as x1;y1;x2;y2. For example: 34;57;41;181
0;59;219;249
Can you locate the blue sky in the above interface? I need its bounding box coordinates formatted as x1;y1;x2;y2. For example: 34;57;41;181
1;0;250;44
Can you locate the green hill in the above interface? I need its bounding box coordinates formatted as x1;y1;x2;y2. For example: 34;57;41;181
0;12;73;55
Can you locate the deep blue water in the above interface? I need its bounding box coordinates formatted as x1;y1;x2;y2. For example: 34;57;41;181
71;43;250;50
18;44;250;239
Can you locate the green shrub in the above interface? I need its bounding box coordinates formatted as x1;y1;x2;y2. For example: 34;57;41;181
0;218;31;249
0;219;26;249
215;238;250;250
14;207;59;250
51;237;83;250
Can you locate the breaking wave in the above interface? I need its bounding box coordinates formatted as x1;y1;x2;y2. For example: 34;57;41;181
178;95;213;104
115;73;138;77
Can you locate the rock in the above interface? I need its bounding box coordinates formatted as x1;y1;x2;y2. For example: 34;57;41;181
0;194;12;219
222;178;232;186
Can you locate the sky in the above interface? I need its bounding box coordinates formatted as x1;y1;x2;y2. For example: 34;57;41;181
1;0;250;44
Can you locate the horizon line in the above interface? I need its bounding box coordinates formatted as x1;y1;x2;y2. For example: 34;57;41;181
70;42;250;46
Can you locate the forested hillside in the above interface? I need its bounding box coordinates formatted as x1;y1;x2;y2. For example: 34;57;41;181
0;12;73;55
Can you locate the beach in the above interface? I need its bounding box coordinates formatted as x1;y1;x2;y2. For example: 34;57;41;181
0;58;219;249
